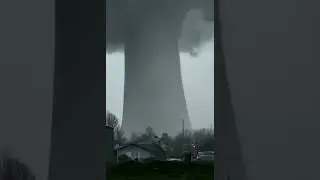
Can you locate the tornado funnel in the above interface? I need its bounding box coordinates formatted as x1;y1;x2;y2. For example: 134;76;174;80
121;14;191;137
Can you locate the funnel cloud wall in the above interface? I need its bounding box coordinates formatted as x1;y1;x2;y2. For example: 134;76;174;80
106;0;213;136
121;12;191;136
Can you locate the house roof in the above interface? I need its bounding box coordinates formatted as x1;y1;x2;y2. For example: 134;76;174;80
117;140;166;156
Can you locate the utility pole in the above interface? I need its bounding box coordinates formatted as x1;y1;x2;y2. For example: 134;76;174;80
182;119;185;138
182;119;186;155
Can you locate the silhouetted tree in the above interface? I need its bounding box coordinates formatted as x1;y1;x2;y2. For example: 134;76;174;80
163;128;215;157
192;128;214;151
106;111;119;128
158;133;173;152
0;151;35;180
160;133;172;145
106;111;127;144
130;132;140;141
138;127;157;140
114;127;127;144
145;127;156;137
200;134;214;151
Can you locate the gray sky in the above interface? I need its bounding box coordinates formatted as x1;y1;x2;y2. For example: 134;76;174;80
106;40;213;130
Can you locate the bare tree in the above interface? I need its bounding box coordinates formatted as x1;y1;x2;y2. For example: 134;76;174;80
114;127;127;144
145;126;156;137
165;129;215;157
0;150;35;180
106;111;119;129
106;111;127;144
130;132;139;141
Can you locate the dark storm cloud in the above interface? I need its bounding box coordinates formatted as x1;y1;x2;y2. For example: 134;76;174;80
106;0;213;55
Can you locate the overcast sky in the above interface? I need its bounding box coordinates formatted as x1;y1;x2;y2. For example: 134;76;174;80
106;39;213;130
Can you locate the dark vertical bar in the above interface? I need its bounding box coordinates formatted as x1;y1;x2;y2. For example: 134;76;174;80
214;0;247;179
49;0;106;178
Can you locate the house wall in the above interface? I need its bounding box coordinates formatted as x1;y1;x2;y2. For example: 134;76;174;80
118;146;153;160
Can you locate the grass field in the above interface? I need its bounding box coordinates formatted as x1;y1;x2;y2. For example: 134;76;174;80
107;161;214;180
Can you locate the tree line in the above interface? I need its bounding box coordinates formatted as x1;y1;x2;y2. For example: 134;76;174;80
106;111;215;157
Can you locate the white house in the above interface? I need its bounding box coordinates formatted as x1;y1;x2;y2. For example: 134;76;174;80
117;144;154;160
116;139;166;161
